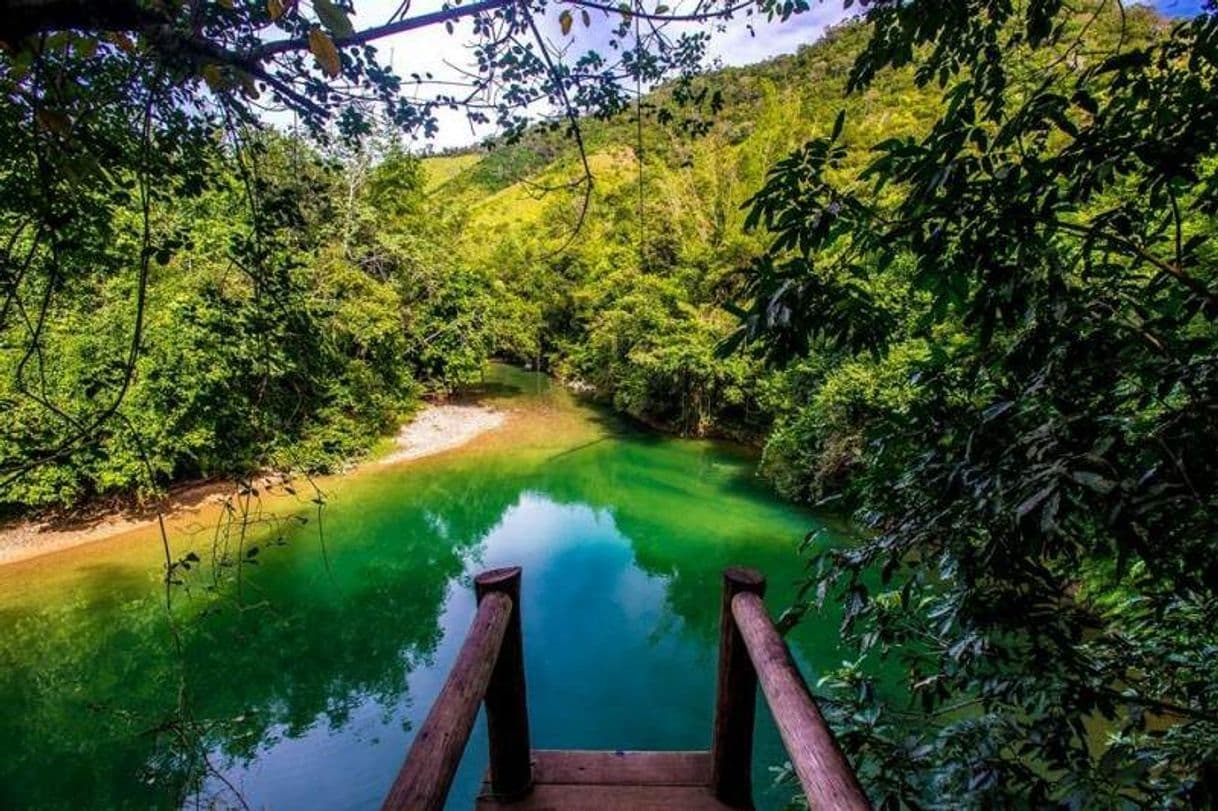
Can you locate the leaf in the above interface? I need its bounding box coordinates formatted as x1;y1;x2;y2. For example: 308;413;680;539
982;400;1013;422
239;73;260;99
1071;470;1116;494
108;32;135;53
35;108;71;134
581;9;591;26
74;36;98;59
559;9;573;35
1097;48;1151;75
268;0;285;20
308;28;341;77
218;0;234;9
201;64;224;91
655;4;670;12
314;0;355;38
1040;490;1061;534
1071;89;1098;115
1016;482;1055;522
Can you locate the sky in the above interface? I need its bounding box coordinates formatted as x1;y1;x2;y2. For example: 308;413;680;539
1152;0;1210;14
341;0;1208;150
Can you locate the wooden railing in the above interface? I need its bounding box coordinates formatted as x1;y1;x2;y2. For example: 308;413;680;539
382;564;869;810
381;567;532;810
711;567;871;811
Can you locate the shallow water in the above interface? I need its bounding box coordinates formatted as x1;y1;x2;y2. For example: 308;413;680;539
0;365;851;810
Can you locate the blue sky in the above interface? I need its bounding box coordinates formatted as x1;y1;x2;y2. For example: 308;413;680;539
345;0;1207;149
1153;0;1210;14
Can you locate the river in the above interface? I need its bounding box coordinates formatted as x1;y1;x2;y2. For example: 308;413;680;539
0;364;851;810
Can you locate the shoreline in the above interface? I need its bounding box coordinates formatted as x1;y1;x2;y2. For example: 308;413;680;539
375;403;505;465
0;402;507;568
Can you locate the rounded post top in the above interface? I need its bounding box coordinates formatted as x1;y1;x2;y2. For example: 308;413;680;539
723;566;766;595
476;566;522;585
475;566;522;599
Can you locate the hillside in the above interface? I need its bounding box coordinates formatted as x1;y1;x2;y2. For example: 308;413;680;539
414;19;955;442
425;21;938;237
413;2;1163;483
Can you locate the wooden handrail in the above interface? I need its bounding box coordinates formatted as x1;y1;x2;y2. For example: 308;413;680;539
381;587;514;810
732;589;871;811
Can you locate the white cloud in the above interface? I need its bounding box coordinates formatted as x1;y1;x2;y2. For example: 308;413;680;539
701;4;856;67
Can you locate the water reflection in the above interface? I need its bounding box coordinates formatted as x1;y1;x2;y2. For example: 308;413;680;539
0;368;843;810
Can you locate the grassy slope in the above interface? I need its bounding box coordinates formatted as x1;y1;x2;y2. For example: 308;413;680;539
419;21;940;250
421;152;483;191
421;5;1152;244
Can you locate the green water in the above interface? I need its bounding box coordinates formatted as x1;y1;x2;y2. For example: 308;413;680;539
0;366;851;810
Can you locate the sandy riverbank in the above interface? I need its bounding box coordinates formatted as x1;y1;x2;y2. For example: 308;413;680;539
0;403;507;567
376;404;505;465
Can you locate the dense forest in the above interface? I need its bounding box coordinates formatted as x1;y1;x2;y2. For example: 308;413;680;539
2;0;1217;807
0;14;933;509
0;17;987;509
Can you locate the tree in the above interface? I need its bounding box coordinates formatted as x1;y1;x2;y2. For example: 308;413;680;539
0;0;770;131
737;2;1218;805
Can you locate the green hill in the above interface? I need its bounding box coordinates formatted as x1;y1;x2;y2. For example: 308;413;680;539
416;19;957;442
414;3;1160;488
426;21;939;235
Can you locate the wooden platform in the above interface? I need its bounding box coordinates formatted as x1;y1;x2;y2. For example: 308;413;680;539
381;567;870;811
476;750;736;810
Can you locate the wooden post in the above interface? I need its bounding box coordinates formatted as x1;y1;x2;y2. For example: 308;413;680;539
475;566;533;800
710;566;766;809
732;591;871;811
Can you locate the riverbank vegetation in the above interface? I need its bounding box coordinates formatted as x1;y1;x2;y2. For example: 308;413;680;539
2;0;1217;807
0;130;509;510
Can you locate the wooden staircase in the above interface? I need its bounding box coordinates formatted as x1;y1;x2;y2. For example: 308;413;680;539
381;566;870;811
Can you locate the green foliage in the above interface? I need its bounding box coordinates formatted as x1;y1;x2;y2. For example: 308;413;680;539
0;132;508;510
431;24;933;439
5;1;1216;805
557;268;766;434
759;337;933;503
739;3;1218;806
0;0;797;503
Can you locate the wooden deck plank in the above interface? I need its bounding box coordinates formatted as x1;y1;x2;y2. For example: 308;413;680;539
475;750;730;810
476;783;735;810
531;750;711;786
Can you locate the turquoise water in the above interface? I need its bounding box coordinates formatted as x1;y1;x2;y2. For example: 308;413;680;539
0;366;848;809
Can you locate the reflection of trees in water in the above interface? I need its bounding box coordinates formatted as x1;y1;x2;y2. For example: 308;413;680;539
0;460;528;809
0;397;833;809
523;433;843;659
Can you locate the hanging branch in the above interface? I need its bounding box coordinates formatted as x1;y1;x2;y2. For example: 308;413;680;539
0;70;162;488
634;0;646;272
522;3;595;255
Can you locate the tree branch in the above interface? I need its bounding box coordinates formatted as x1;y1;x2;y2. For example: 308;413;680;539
1056;219;1218;311
245;0;753;61
3;0;757;64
